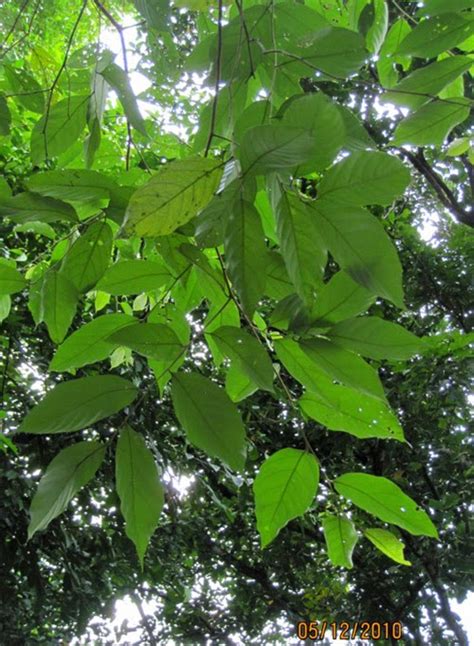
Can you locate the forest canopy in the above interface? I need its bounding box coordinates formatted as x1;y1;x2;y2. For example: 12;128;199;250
0;0;473;643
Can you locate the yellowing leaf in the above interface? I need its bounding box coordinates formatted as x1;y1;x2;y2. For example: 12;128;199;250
125;158;223;237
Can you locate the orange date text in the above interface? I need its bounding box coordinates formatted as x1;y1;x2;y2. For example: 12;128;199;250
296;620;404;641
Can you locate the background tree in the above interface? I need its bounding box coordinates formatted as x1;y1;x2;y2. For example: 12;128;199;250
0;0;472;644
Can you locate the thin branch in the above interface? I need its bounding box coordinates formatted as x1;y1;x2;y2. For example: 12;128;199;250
0;0;31;55
42;0;89;159
93;0;133;168
204;0;223;157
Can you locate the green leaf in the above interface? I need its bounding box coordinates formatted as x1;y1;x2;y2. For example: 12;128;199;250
300;338;386;400
116;426;164;567
280;93;345;172
0;95;11;136
322;514;358;568
31;95;89;163
336;105;375;152
28;441;105;539
446;137;470;156
224;196;267;316
364;528;411;565
311;271;375;326
396;13;474;58
60;221;113;292
132;0;170;30
18;375;137;435
0;192;78;224
125;158;223;237
275;337;326;393
318;151;411;206
39;271;78;344
253;448;319;548
392;98;471;147
4;64;45;113
299;383;404;441
276;192;327;306
417;0;474;16
225;363;258;402
239;125;315;177
99;62;147;135
171;372;246;471
365;0;389;54
264;251;294;301
108;323;184;362
384;56;473;109
27;169;118;202
96;259;172;295
328;316;424;360
0;265;26;295
209;326;274;393
312;202;405;308
292;27;368;77
0;294;11;322
377;18;412;88
334;472;438;537
50;314;135;372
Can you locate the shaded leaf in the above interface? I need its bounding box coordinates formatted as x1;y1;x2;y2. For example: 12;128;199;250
171;372;246;471
108;322;184;362
0;192;78;224
28;441;105;539
99;62;147;135
322;514;358;568
96;259;172;295
60;221;113;292
0;265;26;295
116;426;164;567
18;375;137;435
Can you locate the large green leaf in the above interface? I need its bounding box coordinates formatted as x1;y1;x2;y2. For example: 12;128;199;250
239;125;315;177
384;56;473;109
132;0;170;31
28;441;105;539
39;271;78;344
322;514;358;568
392;98;471;147
27;169;118;202
60;221;113;292
209;326;274;392
31;95;89;163
116;426;164;567
290;27;368;77
299;383;404;441
318;151;411;206
125;158;223;237
276;192;327;306
253;448;319;548
96;259;172;295
334;473;438;537
225;363;258;403
108;323;184;362
99;62;147;135
171;372;246;471
364;528;411;565
0;265;26;295
365;0;389;54
396;13;474;58
328;316;424;359
280;93;345;172
224;196;267;316
18;375;137;435
300;338;386;400
310;271;375;326
0;192;78;224
50;314;135;372
312;202;405;308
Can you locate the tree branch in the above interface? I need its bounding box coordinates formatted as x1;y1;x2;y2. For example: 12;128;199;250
400;148;474;228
